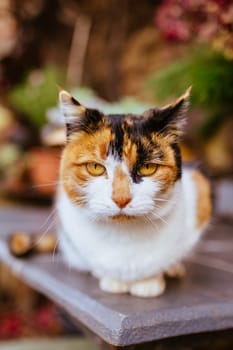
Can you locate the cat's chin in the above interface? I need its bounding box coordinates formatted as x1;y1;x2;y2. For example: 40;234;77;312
110;214;136;222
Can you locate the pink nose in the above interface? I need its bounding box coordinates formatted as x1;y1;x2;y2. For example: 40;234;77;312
112;195;131;209
112;165;131;209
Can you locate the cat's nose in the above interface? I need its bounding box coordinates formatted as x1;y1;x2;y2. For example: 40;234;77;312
112;195;131;209
112;165;131;209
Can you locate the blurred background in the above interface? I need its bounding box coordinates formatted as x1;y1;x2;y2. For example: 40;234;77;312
0;0;232;346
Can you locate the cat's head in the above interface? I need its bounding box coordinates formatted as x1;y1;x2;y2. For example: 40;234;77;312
59;89;190;221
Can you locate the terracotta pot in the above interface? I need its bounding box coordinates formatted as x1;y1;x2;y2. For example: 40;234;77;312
28;147;61;196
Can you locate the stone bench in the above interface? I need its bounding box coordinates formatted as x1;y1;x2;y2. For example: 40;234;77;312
0;207;233;349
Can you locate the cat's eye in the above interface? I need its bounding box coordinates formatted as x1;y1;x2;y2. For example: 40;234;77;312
86;162;106;176
138;163;158;176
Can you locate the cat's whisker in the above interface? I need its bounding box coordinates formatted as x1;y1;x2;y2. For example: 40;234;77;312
52;236;60;263
31;183;56;189
32;218;56;249
39;207;57;231
154;198;171;202
144;214;158;231
154;203;163;210
150;211;169;225
30;179;68;189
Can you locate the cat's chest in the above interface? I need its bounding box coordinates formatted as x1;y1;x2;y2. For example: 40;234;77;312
56;185;196;281
59;199;185;271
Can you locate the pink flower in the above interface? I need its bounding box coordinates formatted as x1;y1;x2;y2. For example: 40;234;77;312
155;0;191;41
0;314;22;338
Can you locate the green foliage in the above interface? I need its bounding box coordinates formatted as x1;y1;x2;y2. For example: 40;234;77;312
196;112;227;139
146;48;233;139
146;49;233;111
8;67;64;128
0;144;21;169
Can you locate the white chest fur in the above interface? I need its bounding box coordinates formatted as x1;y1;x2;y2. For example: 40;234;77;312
57;169;201;282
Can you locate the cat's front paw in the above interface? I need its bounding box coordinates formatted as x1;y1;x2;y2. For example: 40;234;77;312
165;262;186;278
100;278;129;294
130;275;165;298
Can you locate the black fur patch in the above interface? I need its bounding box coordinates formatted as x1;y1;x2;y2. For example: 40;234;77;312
142;100;184;135
131;139;149;183
71;97;81;105
106;113;170;157
171;143;182;180
106;114;167;183
107;114;125;159
66;108;104;137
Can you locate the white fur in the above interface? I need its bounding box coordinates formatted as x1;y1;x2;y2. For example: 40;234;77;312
57;163;204;283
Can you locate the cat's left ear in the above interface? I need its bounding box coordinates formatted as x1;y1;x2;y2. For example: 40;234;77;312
144;87;191;139
59;90;87;137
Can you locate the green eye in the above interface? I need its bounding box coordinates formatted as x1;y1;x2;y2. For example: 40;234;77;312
138;163;157;176
86;163;106;176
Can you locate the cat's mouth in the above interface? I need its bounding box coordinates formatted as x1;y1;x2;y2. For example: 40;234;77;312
110;214;136;221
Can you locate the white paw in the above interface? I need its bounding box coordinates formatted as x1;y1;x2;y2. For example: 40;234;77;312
100;278;129;294
165;262;186;278
130;275;166;298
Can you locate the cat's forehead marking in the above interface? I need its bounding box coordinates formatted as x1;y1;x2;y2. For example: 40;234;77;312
67;127;112;161
107;113;146;160
106;114;173;173
123;136;137;169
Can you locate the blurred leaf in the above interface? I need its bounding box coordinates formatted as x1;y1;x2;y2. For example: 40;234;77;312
197;113;229;139
0;144;21;169
146;48;233;111
8;67;64;128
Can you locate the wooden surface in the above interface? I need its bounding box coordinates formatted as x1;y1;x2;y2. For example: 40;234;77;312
0;207;233;347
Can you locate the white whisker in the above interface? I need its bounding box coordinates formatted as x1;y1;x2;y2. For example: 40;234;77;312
150;211;169;225
154;204;163;210
31;179;68;189
39;207;57;231
154;198;171;202
52;236;59;263
144;214;158;231
32;218;56;248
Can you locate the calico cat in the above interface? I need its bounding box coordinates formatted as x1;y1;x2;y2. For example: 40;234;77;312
57;88;211;298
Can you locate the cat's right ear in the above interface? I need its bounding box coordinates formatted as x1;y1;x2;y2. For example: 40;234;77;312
59;90;86;137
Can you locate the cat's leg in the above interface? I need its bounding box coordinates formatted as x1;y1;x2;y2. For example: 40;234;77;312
165;262;186;278
130;274;165;298
100;278;130;294
58;227;90;272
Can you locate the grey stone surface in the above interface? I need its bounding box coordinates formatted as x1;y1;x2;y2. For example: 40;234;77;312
0;208;233;346
215;180;233;217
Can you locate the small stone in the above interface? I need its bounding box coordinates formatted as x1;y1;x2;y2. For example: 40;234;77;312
34;233;57;253
9;232;33;257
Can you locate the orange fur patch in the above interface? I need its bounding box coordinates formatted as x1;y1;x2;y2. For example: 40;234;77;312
192;170;212;229
123;136;137;170
60;128;111;204
122;133;179;193
149;134;179;191
112;165;131;209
